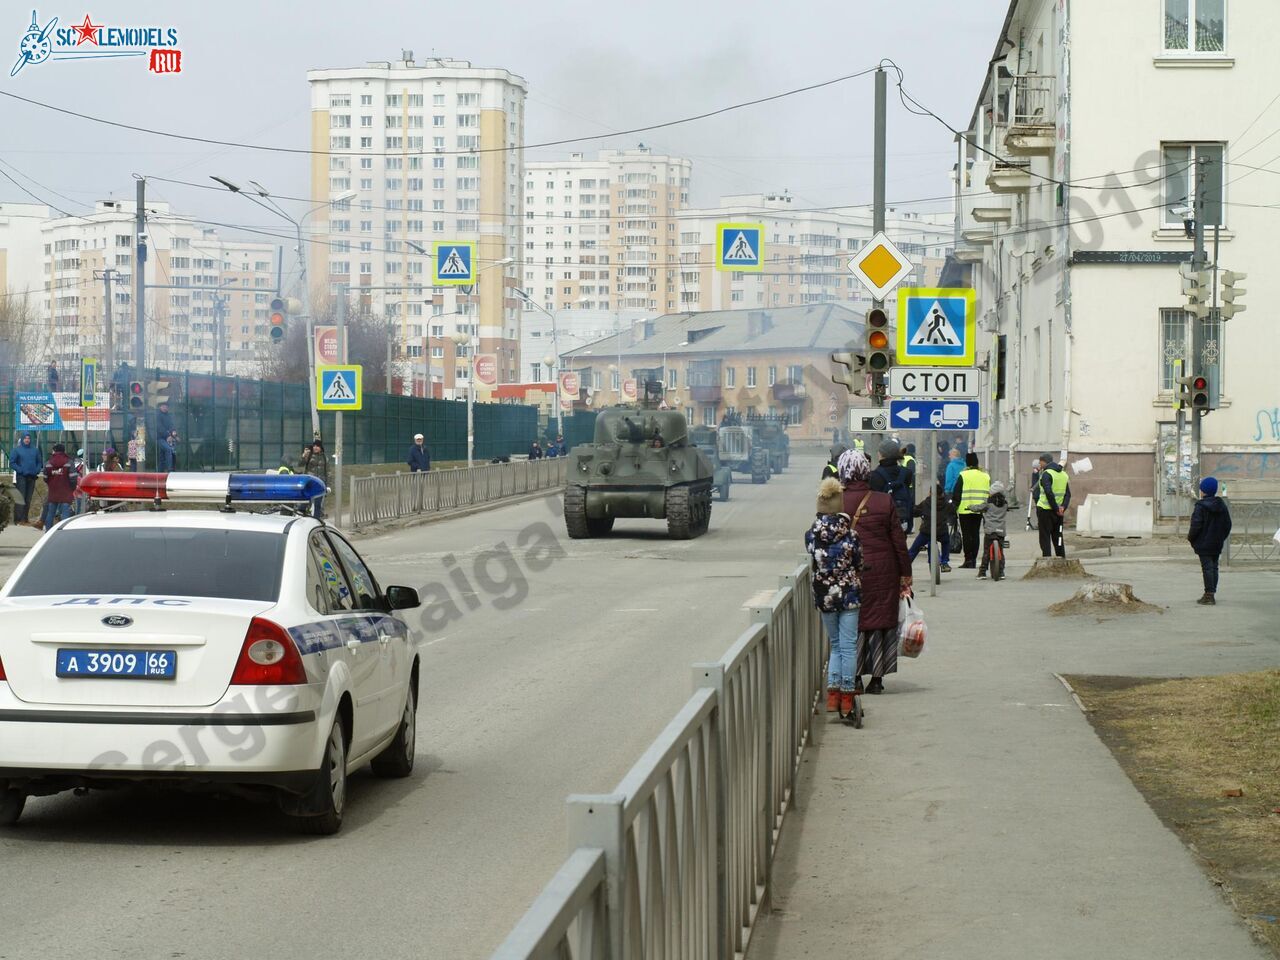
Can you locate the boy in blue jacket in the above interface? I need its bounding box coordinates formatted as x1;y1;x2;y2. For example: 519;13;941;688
1188;477;1232;605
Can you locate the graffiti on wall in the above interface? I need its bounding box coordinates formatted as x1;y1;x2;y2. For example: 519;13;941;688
1253;409;1280;443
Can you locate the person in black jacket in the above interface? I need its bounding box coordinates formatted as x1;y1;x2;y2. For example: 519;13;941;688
868;439;914;533
407;433;431;472
1188;476;1232;605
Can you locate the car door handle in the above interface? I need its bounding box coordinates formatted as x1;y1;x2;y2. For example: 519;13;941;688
377;631;393;645
346;638;361;652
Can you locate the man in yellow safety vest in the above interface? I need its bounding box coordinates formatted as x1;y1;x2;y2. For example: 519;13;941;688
1035;452;1071;557
952;452;990;568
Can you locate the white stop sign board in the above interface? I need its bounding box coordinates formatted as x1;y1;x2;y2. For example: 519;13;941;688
889;366;978;399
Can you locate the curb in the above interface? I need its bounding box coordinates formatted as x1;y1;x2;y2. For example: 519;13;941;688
1054;673;1090;714
346;488;562;539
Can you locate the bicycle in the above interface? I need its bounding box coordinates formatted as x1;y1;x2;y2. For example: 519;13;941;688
985;535;1006;581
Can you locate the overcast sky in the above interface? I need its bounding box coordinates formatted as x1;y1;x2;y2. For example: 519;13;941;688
1;0;1010;236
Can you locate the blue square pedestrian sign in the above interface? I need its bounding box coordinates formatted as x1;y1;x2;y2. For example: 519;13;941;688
317;365;363;411
432;241;475;286
896;288;977;367
715;222;764;272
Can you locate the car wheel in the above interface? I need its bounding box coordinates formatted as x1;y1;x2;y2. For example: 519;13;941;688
0;786;25;826
372;684;417;778
293;719;348;835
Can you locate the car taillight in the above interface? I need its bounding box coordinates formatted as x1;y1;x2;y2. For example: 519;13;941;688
230;618;306;685
0;655;6;682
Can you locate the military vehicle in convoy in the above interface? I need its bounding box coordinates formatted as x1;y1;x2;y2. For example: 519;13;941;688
746;414;791;473
717;424;771;484
563;384;714;539
0;478;21;534
688;425;733;502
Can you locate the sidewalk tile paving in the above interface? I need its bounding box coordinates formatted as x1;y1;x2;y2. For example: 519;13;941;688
748;528;1277;960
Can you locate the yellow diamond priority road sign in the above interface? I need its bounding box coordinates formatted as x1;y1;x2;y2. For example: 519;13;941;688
848;231;915;301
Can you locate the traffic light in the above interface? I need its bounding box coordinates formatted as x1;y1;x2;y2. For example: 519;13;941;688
865;308;891;373
269;296;287;342
1179;262;1212;319
1190;372;1211;412
128;380;144;413
830;351;866;394
1219;270;1247;320
147;380;171;406
1173;359;1189;411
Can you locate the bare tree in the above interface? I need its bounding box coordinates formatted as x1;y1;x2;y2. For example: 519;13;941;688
0;292;48;382
256;292;392;393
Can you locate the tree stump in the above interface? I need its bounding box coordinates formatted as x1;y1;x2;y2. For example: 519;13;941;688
1049;581;1162;616
1023;557;1091;580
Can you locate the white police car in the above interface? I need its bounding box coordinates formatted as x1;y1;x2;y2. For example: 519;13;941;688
0;471;423;835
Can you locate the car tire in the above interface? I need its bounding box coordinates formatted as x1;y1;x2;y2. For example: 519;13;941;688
371;684;417;779
292;718;348;836
0;786;25;826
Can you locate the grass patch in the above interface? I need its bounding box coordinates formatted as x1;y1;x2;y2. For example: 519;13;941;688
1068;671;1280;953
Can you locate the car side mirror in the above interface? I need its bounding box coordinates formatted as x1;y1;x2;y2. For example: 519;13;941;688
385;585;421;610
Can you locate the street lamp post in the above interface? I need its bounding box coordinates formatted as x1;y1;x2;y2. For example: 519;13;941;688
450;330;475;468
542;354;562;438
212;177;356;437
515;287;564;438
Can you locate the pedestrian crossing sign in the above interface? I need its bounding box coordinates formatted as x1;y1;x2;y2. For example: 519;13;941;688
316;365;363;410
715;222;764;272
432;241;475;286
896;288;977;367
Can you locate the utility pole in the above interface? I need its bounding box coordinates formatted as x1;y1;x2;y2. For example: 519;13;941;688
213;293;226;376
871;66;887;407
97;268;116;374
134;178;146;372
335;287;346;526
1190;158;1207;488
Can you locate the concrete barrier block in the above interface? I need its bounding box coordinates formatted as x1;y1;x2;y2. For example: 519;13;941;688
1076;494;1153;539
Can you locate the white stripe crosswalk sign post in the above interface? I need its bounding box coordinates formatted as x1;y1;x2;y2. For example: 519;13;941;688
432;241;475;286
715;222;764;272
316;365;363;410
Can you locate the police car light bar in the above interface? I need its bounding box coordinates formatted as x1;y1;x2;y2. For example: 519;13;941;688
79;472;325;503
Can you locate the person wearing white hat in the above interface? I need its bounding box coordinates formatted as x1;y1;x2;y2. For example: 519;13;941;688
407;433;431;473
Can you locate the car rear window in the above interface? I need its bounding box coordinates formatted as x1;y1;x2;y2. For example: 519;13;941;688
7;527;286;602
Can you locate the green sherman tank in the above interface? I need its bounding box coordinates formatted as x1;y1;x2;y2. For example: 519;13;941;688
688;425;732;502
564;405;714;539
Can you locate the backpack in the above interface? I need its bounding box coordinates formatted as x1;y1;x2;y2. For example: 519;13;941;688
874;465;913;520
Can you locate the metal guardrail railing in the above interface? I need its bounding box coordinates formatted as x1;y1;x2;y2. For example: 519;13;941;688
491;563;824;960
348;458;568;529
1225;498;1280;564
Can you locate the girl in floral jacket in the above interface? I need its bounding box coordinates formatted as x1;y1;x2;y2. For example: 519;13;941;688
805;476;864;719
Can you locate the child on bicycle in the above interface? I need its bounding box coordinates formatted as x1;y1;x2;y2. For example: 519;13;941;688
972;481;1009;581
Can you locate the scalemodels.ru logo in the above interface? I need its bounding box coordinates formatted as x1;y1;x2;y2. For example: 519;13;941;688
10;9;182;77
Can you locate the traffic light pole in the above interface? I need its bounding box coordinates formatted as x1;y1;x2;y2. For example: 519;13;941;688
871;66;887;407
1190;159;1207;489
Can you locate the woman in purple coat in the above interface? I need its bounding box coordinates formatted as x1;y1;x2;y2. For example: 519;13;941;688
838;449;913;694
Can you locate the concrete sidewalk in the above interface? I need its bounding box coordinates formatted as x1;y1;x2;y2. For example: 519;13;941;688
748;529;1278;960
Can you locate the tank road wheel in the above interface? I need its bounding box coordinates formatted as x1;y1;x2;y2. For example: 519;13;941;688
587;516;614;536
564;485;593;539
666;486;693;539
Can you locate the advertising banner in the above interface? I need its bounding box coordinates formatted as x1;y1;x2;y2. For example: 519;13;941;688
16;392;110;432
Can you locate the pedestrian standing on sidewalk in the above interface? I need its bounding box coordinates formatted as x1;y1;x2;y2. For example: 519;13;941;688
805;476;864;719
869;438;915;533
39;443;75;530
1188;476;1231;606
407;433;431;472
908;481;952;573
952;452;990;569
8;432;43;525
300;440;329;520
838;449;912;695
972;481;1009;580
943;447;964;496
822;443;846;480
1035;453;1071;557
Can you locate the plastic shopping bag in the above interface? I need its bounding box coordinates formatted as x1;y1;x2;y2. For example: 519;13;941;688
898;594;928;658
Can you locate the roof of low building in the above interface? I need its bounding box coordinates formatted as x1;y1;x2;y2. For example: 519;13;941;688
562;303;864;360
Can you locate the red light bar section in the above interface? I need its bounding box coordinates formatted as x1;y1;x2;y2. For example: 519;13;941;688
78;473;169;501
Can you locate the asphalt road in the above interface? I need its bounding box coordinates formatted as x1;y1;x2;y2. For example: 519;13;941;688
0;459;819;960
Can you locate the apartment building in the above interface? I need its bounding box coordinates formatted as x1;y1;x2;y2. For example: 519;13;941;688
307;53;527;387
522;147;693;316
0;202;49;297
38;201;276;372
676;194;952;313
956;0;1278;516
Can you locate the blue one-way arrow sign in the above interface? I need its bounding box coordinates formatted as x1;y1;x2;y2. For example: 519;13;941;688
889;399;980;431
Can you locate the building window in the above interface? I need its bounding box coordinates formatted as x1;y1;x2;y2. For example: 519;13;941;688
667;367;678;389
1162;143;1224;226
611;370;620;391
746;366;757;388
1164;0;1225;53
768;365;777;386
1160;307;1223;392
725;367;736;387
787;404;803;424
703;406;717;426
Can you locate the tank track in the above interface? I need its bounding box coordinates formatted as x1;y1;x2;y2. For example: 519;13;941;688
666;482;713;539
563;484;591;539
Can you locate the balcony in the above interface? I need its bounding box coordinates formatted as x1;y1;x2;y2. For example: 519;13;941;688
985;156;1033;194
1006;75;1056;157
690;385;722;403
772;381;807;402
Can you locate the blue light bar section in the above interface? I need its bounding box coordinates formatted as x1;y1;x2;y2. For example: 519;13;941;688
227;474;326;502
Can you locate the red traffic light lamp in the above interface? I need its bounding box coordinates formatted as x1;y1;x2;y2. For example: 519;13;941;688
1190;374;1210;411
128;380;144;412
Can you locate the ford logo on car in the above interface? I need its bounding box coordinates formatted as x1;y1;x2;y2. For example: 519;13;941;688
101;615;133;628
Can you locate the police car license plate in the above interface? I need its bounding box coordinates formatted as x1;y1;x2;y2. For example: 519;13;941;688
56;649;177;679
